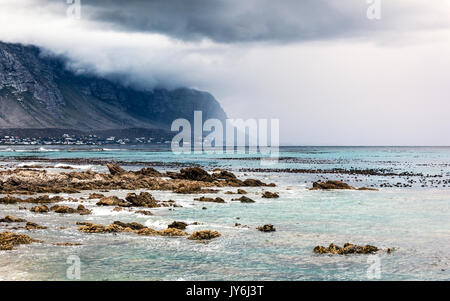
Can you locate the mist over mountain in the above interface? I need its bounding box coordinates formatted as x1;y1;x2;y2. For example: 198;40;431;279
0;41;227;137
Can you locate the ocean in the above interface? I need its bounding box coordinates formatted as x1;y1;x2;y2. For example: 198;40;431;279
0;146;449;280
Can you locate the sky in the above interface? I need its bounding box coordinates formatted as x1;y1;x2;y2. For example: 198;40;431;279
1;0;450;145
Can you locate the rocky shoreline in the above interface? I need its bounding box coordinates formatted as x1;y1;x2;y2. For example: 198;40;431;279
0;162;391;258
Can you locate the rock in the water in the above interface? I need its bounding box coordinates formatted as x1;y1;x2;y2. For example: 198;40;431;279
0;195;63;205
125;192;160;208
135;228;160;236
135;210;153;216
243;179;275;187
113;221;145;230
168;221;188;230
49;205;91;215
136;167;162;177
159;228;187;237
96;196;130;207
25;222;47;230
0;215;27;223
212;170;237;180
310;181;380;191
313;243;379;255
357;187;379;191
194;196;225;203
310;180;355;190
30;205;49;213
106;163;126;175
0;231;40;250
169;167;214;182
77;223;127;233
261;191;279;198
187;230;221;240
232;196;255;203
257;224;276;232
88;193;105;199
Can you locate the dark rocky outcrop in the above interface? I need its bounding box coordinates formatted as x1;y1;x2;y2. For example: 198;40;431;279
310;181;379;191
0;195;64;204
168;167;214;182
194;196;225;203
0;41;227;132
187;230;221;240
113;221;146;231
0;231;41;250
135;210;153;216
30;205;49;213
0;215;27;223
261;191;279;198
313;243;379;255
78;222;187;237
106;163;125;176
232;196;255;203
49;204;91;215
96;196;130;207
88;193;105;199
25;222;47;230
125;192;160;208
257;224;276;232
168;221;188;230
136;167;162;177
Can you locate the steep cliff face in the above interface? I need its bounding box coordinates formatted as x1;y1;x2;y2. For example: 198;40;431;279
0;41;227;132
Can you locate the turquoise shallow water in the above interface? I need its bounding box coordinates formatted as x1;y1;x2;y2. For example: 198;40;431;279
0;146;449;280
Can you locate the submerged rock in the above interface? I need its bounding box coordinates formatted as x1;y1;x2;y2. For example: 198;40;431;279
257;224;276;232
313;243;379;255
168;221;188;230
187;230;221;240
135;210;153;216
261;191;279;198
194;196;225;203
232;196;255;203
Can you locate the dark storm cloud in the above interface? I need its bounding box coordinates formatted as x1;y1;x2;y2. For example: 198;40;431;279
76;0;375;43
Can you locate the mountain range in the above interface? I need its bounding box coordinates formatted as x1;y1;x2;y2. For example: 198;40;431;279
0;41;227;138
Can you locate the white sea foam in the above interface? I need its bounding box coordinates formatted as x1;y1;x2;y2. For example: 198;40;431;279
54;163;93;170
17;162;41;167
38;147;59;152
